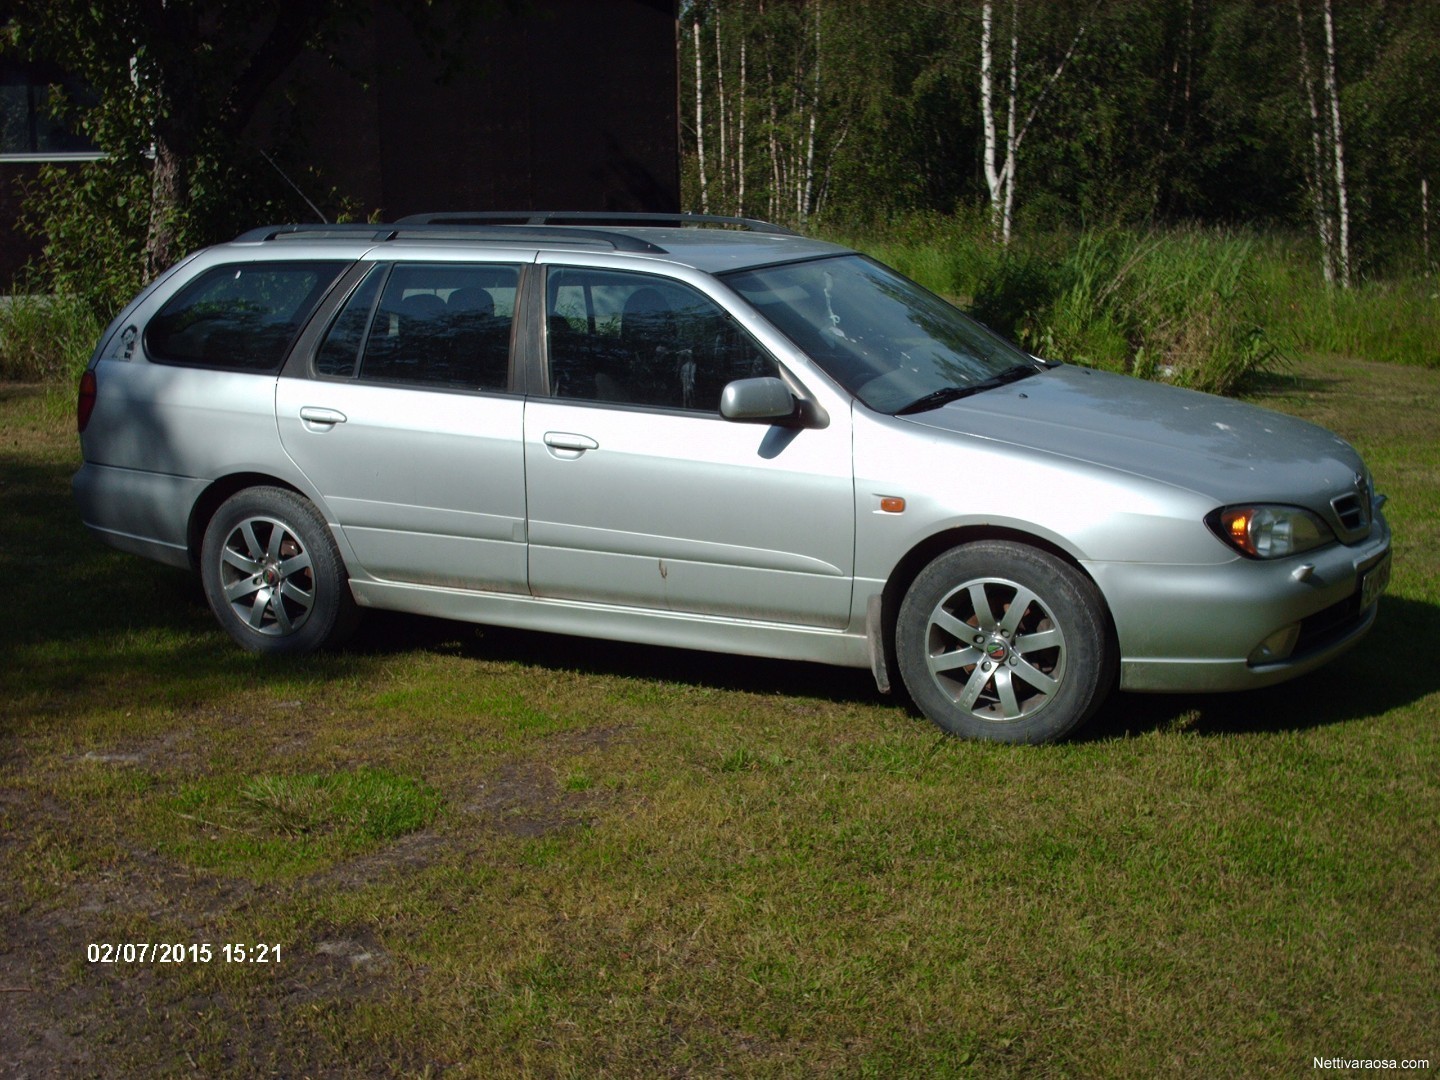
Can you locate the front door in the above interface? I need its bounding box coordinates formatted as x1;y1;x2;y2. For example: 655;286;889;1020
524;264;854;628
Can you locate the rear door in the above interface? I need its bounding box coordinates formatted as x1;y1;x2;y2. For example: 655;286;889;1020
277;259;529;593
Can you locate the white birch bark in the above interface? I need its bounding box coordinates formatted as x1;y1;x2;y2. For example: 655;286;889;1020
1424;177;1432;270
1002;0;1019;245
1321;0;1351;287
715;13;727;211
801;0;820;227
1295;0;1336;285
980;1;1005;240
693;14;710;215
981;1;1082;245
737;34;747;217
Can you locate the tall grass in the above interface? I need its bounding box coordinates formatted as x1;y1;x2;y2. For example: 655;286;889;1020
0;290;101;383
829;215;1440;395
1025;228;1280;394
1251;242;1440;366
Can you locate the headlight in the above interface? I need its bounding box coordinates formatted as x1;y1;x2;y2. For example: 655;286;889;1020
1206;505;1336;559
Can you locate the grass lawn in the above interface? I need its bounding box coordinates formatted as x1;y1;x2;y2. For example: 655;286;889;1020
1;356;1436;1077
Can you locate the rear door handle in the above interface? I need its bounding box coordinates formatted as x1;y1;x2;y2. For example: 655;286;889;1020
543;431;598;452
299;406;347;426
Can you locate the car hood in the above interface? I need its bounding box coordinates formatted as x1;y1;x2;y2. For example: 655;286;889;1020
900;364;1364;507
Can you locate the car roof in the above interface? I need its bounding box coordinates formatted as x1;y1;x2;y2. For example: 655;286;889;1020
224;214;852;275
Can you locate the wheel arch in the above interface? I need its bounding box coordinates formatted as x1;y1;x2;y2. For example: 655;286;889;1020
877;525;1118;690
185;473;308;572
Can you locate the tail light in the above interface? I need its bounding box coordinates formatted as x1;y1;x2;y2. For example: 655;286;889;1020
77;369;97;433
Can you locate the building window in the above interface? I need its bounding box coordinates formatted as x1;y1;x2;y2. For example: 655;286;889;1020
0;61;102;161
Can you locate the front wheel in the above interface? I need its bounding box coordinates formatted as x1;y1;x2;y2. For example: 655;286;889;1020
896;542;1115;743
200;487;358;655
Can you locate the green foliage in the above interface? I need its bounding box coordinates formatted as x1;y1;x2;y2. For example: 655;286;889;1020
683;0;1440;280
20;161;151;325
4;0;374;322
0;289;102;382
1031;228;1282;395
836;221;1293;395
1254;249;1440;368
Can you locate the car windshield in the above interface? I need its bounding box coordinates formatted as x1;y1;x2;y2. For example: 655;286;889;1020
724;254;1039;414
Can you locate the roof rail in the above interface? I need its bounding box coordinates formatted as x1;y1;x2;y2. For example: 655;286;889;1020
233;224;398;244
231;221;668;253
395;211;801;236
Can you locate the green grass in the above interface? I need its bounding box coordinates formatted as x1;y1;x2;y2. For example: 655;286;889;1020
2;358;1438;1076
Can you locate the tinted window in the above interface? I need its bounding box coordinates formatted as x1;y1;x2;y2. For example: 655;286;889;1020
315;265;385;377
318;263;519;391
147;261;347;372
546;267;774;411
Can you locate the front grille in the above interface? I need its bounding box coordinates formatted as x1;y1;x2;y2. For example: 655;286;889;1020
1293;592;1366;657
1331;491;1369;533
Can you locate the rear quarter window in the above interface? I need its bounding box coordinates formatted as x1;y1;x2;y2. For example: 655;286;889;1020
145;261;348;372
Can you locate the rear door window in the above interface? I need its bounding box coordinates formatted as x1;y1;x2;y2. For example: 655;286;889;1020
315;262;520;392
146;261;347;372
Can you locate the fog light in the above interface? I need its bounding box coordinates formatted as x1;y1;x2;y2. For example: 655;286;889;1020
1248;624;1301;665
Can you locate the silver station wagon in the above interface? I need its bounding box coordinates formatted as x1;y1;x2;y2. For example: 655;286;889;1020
74;212;1392;742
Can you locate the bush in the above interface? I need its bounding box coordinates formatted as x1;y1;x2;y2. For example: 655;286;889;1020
1030;228;1282;395
0;289;102;383
840;221;1286;396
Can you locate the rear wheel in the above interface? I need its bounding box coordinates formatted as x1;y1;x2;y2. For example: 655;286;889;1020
200;487;358;654
896;542;1115;743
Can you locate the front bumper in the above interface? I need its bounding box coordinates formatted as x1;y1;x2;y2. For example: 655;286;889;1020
1089;512;1391;693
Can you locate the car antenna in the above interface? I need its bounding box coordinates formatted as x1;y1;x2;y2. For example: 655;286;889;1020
257;149;329;224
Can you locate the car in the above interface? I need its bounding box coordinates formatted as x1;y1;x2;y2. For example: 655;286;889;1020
73;211;1392;743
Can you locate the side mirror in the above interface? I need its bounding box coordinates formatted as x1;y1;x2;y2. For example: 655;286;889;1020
720;377;798;423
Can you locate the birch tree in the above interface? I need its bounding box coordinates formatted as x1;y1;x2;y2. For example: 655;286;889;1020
1320;0;1351;286
1293;0;1351;287
693;7;710;214
979;0;1085;245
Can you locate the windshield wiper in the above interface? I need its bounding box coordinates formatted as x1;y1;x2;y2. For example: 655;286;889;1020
894;364;1040;415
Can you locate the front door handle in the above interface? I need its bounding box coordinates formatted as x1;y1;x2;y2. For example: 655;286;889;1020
543;431;599;452
299;406;347;426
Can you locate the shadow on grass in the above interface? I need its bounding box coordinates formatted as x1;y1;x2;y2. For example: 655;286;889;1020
1084;595;1438;741
349;591;1439;743
1244;369;1344;400
348;610;885;708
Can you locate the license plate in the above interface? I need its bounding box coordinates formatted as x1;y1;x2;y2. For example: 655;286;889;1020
1360;553;1391;608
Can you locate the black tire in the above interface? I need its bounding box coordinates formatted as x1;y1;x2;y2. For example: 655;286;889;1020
896;541;1115;743
200;486;359;655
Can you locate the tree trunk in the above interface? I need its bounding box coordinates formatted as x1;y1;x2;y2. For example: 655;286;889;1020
1294;0;1336;285
1424;177;1432;271
980;1;1005;241
715;13;727;212
144;135;184;280
800;0;819;227
737;34;747;217
765;3;780;222
979;1;1081;246
1002;0;1019;246
1321;0;1351;287
693;13;710;215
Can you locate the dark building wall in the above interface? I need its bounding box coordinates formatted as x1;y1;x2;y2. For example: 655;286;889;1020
2;0;679;285
366;0;680;217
